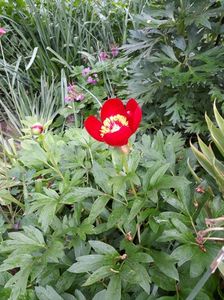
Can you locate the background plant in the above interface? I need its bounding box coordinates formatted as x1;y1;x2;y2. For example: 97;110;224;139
124;0;224;134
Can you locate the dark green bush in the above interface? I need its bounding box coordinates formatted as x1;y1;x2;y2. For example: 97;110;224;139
124;0;224;134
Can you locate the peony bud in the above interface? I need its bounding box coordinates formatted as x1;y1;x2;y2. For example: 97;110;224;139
31;123;44;135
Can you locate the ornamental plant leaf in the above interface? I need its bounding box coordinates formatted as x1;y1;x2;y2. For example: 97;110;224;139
150;267;176;292
68;255;105;273
19;140;48;167
92;162;112;194
35;285;64;300
127;198;145;223
87;195;110;224
149;163;170;187
150;251;179;281
28;193;59;232
82;265;112;286
92;290;106;300
89;240;118;255
171;244;197;267
62;188;103;204
105;275;121;300
74;289;86;300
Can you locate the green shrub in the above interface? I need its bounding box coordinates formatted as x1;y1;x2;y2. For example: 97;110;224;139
124;0;224;134
0;126;221;299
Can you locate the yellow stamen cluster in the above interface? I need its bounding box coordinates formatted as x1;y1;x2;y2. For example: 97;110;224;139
100;114;128;137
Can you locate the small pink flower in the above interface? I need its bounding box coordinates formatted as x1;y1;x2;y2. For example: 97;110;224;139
0;28;6;37
76;94;85;101
99;51;109;61
65;84;85;102
87;76;97;85
111;46;119;57
82;67;91;77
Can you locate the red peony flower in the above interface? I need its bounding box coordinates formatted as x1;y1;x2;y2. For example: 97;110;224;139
84;98;142;146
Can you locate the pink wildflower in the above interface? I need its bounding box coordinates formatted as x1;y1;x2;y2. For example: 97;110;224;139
0;28;6;37
87;74;98;85
111;46;119;57
65;84;85;102
76;94;85;101
99;51;109;61
82;67;91;77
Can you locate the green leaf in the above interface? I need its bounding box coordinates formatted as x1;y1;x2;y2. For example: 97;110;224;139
150;267;176;291
121;262;151;294
82;266;112;286
35;285;64;300
28;194;58;232
150;251;179;281
155;175;190;190
6;264;32;300
68;255;105;273
214;101;224;134
128;198;145;223
205;114;224;157
107;206;128;228
105;275;121;300
161;45;179;62
171;244;196;267
62;188;103;204
191;142;218;180
89;240;118;255
25;47;38;71
150;163;170;187
128;150;141;172
74;289;86;300
87;196;110;224
92;290;106;300
92;162;111;194
20;140;48;167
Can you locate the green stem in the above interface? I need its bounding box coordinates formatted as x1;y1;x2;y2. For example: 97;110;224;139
121;152;137;197
45;162;64;180
72;102;78;127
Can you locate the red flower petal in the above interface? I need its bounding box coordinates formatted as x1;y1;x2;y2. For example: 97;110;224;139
84;116;103;142
100;98;127;121
103;126;132;146
126;98;142;133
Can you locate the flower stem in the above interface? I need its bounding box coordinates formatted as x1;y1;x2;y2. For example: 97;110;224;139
121;149;137;197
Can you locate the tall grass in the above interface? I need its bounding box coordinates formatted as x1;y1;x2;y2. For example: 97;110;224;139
0;0;149;134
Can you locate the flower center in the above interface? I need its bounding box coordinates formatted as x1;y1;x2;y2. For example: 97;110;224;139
100;114;128;137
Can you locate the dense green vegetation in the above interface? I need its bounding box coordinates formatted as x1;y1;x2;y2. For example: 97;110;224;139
0;1;224;299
